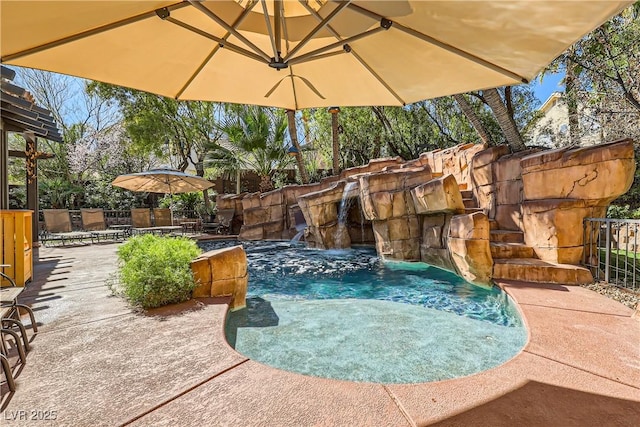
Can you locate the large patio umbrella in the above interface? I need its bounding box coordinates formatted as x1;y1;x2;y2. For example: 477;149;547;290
112;169;214;194
0;1;631;109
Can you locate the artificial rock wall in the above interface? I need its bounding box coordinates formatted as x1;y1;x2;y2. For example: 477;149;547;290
295;144;493;286
217;139;635;288
520;139;635;264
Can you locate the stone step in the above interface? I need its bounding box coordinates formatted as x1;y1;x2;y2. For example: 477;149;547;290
493;258;593;285
462;198;477;209
490;230;524;243
489;219;499;230
460;190;473;199
464;207;485;215
457;182;468;190
490;242;535;259
462;199;478;208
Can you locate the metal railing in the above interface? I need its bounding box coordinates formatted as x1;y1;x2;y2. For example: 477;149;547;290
583;217;639;291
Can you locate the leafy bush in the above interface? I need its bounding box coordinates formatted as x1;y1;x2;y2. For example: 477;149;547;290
607;204;640;219
114;234;202;309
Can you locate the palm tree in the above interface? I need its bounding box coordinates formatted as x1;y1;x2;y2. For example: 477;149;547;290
483;88;527;152
453;93;495;146
206;106;292;193
286;109;310;184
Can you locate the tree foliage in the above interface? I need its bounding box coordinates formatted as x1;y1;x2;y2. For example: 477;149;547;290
87;82;224;176
542;2;640;145
14;69;149;209
206;105;292;192
308;84;540;167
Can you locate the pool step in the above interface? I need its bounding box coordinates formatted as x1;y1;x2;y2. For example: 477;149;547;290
493;258;593;285
490;242;534;259
490;230;524;244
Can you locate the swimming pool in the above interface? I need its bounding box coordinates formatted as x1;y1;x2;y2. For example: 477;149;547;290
199;240;527;384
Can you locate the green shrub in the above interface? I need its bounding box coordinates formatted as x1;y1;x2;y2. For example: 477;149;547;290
114;234;202;309
607;204;640;219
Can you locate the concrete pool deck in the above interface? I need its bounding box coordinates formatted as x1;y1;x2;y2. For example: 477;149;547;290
1;243;638;426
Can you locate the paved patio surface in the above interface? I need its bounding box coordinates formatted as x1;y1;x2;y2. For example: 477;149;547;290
1;243;639;426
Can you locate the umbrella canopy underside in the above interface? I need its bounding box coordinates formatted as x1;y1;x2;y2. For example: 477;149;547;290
1;1;632;109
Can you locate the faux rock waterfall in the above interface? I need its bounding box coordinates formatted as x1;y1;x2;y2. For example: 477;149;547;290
215;139;635;288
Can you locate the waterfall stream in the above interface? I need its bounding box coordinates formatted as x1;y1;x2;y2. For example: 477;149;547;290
335;182;357;248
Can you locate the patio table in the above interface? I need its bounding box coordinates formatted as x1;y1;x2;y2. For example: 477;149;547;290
181;221;197;235
109;224;132;237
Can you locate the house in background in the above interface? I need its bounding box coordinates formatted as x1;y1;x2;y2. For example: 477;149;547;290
530;92;604;148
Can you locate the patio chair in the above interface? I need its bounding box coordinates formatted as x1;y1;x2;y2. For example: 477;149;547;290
1;353;15;391
203;208;234;235
152;208;181;234
131;208;157;235
80;208;125;242
1;266;37;392
42;209;92;246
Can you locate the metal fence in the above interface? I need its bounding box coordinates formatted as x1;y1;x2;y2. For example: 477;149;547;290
583;217;639;291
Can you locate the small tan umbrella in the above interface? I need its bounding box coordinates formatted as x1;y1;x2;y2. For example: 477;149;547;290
113;169;214;225
112;169;214;194
0;1;631;109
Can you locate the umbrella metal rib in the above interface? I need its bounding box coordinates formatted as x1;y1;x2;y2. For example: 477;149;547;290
282;0;352;62
165;16;266;64
174;0;260;99
345;3;528;84
300;1;406;105
287;26;386;66
261;0;279;61
274;0;282;56
188;0;271;62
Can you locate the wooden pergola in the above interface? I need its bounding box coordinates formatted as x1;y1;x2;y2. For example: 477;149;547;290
1;65;62;241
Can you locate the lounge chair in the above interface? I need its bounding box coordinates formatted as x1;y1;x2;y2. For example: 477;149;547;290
42;209;92;246
131;208;177;235
152;208;181;234
131;208;157;235
80;208;125;242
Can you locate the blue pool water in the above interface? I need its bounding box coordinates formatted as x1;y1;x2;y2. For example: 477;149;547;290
199;241;527;383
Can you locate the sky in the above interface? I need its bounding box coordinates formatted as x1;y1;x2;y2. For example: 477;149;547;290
530;72;564;104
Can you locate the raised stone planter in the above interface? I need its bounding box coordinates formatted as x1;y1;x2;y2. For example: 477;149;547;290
191;245;248;311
